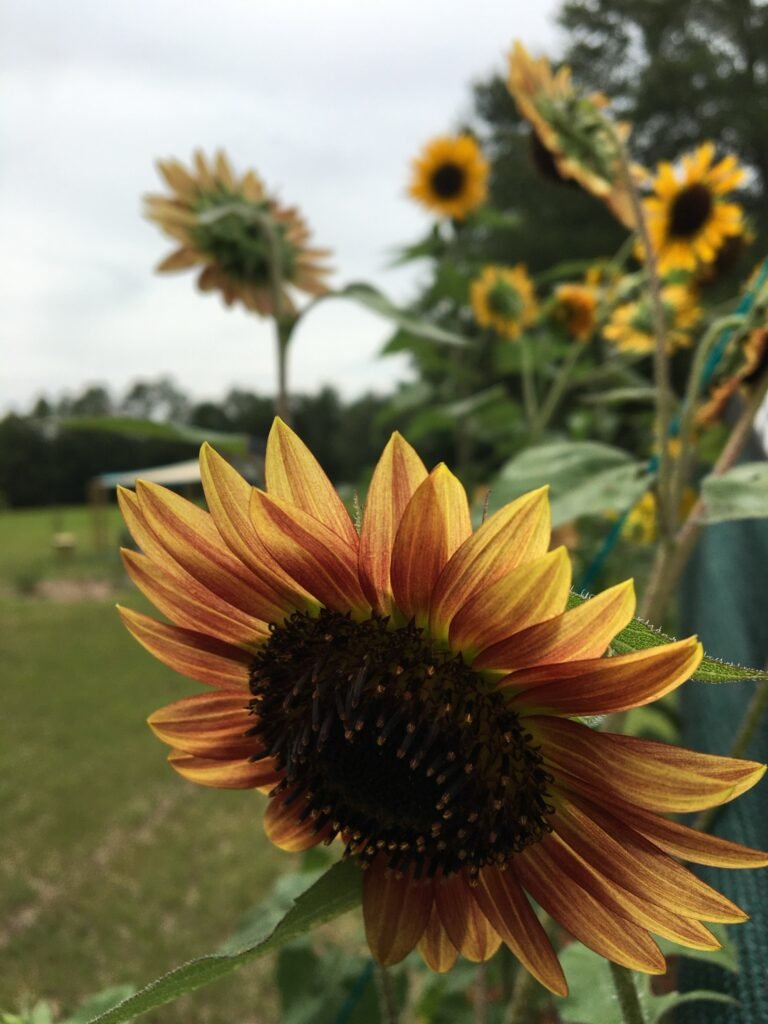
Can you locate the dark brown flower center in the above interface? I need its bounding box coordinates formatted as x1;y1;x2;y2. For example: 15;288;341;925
430;162;466;200
669;183;713;239
248;610;553;881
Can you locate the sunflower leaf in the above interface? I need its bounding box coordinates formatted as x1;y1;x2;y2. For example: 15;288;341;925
568;592;768;683
323;282;468;346
698;463;768;523
83;860;362;1024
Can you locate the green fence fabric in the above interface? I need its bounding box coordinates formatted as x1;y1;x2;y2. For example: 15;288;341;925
677;508;768;1024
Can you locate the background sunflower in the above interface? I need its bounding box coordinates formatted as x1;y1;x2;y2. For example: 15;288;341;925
408;135;489;220
604;284;700;355
471;264;537;339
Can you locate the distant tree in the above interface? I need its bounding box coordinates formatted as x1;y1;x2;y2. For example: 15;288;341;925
120;377;189;422
69;384;113;417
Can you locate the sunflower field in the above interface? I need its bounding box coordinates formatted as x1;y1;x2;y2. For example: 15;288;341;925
4;7;768;1024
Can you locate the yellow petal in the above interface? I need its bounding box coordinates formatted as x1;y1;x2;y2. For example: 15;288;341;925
359;432;428;615
390;465;471;625
148;689;254;758
168;750;280;789
417;904;459;973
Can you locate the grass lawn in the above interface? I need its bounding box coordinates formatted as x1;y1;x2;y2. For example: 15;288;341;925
0;506;294;1022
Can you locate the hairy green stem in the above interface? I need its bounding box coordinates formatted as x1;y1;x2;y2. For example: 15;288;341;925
474;962;488;1024
503;962;537;1024
519;333;539;428
530;339;586;441
373;963;399;1024
609;963;648;1024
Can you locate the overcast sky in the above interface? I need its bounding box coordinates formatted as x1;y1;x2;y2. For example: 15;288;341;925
1;0;561;415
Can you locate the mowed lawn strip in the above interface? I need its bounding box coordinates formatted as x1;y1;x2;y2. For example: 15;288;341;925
0;590;285;1023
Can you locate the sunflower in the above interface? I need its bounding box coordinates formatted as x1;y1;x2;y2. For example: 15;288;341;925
604;284;701;355
408;135;489;220
643;143;746;273
621;488;697;545
144;149;332;317
553;282;599;341
471;264;538;340
116;420;768;991
507;42;636;228
697;326;768;426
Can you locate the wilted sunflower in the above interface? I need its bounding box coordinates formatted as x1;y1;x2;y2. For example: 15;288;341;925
553;282;599;341
144;149;332;317
507;42;635;229
117;420;767;993
697;326;768;426
408;135;489;220
643;143;746;273
471;264;537;340
604;284;701;355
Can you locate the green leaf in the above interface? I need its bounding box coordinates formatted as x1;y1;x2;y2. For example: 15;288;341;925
656;923;739;975
580;386;658;405
568;593;768;683
699;463;768;523
62;988;136;1024
84;860;362;1024
327;283;468;346
491;441;648;527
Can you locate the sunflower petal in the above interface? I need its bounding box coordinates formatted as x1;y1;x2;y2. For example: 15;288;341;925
118;606;251;689
450;547;571;658
434;873;501;963
251;491;369;614
417;904;459;973
531;717;738;813
263;791;329;852
148;689;254;758
168;751;281;789
473;866;568;996
506;636;703;715
515;847;667;973
359;433;428;615
265;419;359;548
473;580;635;671
121;549;266;650
550;795;748;923
363;859;433;965
428;487;551;638
390;465;472;625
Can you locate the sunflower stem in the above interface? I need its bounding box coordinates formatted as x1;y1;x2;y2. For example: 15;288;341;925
519;333;539;428
274;319;292;424
609;963;648;1024
530;338;587;441
503;961;537;1024
639;364;768;624
695;676;768;834
373;963;400;1024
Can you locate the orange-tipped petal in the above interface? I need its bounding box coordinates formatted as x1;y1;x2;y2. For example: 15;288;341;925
449;548;571;658
515;847;667;973
265;418;359;548
251;491;369;615
263;791;329;852
534;832;721;951
531;716;737;813
359;433;428;615
363;858;433;965
429;487;551;638
418;904;459;973
390;465;472;625
550;795;749;924
135;479;292;623
593;799;768;870
434;873;501;963
121;549;266;651
148;689;254;758
199;443;317;614
473;580;636;671
506;636;703;716
118;606;252;689
168;750;281;789
473;866;568;996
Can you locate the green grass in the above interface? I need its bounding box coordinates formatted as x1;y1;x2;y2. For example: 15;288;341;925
0;515;292;1021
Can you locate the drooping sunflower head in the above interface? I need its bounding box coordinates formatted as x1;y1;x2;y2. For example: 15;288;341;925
603;284;701;356
118;419;767;989
553;282;599;341
144;149;332;317
506;41;635;228
470;264;537;340
644;143;746;273
697;326;768;426
408;135;489;220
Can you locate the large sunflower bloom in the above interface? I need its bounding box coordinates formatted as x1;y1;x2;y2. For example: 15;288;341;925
408;135;489;220
471;264;537;340
144;149;332;317
643;143;746;273
604;284;701;356
118;421;767;995
507;42;636;229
